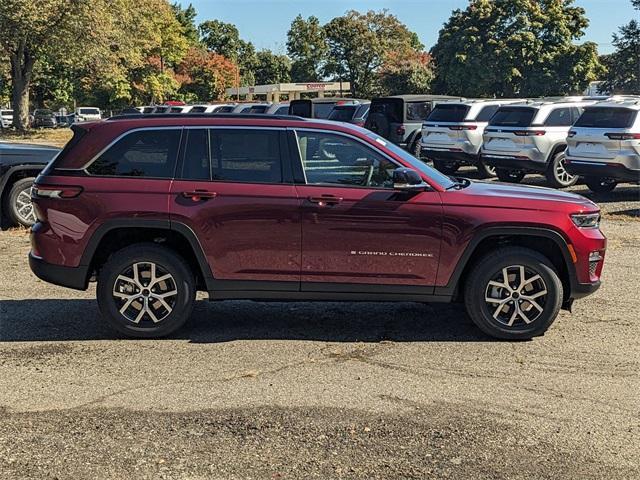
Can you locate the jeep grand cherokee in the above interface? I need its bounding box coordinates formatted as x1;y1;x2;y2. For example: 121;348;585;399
29;114;606;340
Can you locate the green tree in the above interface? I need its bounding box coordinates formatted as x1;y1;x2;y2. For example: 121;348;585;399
324;10;424;97
199;19;257;85
286;15;327;82
431;0;603;97
171;2;199;45
380;52;434;95
600;0;640;94
254;50;291;85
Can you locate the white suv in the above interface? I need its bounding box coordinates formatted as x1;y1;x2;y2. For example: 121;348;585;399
0;109;13;128
421;99;520;178
75;107;102;122
566;99;640;192
482;100;595;187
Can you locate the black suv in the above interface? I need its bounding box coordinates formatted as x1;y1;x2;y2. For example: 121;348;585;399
0;142;60;227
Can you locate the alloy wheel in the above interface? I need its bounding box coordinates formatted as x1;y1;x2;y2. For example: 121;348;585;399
112;262;177;324
15;186;36;225
484;265;548;327
555;156;576;186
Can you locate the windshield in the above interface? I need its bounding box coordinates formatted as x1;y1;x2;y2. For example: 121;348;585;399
1;110;13;116
426;104;470;122
328;106;357;121
364;131;456;189
79;108;99;115
575;107;637;128
489;107;536;127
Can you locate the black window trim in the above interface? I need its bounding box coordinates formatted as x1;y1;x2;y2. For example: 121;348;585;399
289;127;405;191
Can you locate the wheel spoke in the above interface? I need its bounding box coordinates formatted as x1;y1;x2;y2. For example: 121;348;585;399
518;306;533;324
151;273;172;287
506;305;519;326
119;296;136;315
522;298;544;312
488;280;510;290
116;274;139;288
154;289;177;299
150;295;173;314
522;289;546;300
520;274;541;289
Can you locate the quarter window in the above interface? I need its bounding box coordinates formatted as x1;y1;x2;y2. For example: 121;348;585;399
295;131;397;188
181;129;210;180
210;129;283;183
88;129;181;178
544;108;573;127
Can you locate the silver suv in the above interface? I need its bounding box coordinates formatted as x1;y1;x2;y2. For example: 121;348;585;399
566;99;640;193
421;99;520;178
482;100;594;187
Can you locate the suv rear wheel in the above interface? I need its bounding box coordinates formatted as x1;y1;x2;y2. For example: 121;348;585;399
464;247;563;340
4;177;37;227
546;151;577;188
476;159;497;179
585;177;617;194
433;159;460;175
496;169;525;183
97;243;195;338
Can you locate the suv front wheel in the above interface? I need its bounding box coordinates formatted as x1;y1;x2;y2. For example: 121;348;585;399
464;247;563;340
546;151;577;188
97;243;195;338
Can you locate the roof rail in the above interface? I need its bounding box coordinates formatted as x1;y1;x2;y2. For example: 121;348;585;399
106;113;306;121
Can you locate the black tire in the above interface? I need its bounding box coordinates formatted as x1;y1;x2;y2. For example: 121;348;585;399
97;243;195;338
433;159;460;175
476;158;497;178
496;169;525;183
545;151;578;188
3;177;36;227
410;136;422;159
585;177;617;194
463;247;563;340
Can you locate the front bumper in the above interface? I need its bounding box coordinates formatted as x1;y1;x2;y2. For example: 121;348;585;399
571;280;601;299
564;159;640;183
29;252;89;290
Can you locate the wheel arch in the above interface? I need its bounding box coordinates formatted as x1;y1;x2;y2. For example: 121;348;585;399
546;142;567;164
0;165;42;205
436;227;577;306
80;219;213;291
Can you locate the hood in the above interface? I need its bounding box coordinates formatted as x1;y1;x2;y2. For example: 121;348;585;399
445;179;598;213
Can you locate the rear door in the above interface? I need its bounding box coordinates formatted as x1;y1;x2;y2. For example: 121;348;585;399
291;128;442;290
169;127;302;288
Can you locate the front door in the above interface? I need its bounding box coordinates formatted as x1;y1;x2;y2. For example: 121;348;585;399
291;129;442;291
169;127;301;289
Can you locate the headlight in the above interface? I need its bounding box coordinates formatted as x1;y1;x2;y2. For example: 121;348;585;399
571;213;600;228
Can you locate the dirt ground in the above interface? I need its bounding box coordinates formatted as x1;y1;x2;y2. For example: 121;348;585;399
0;171;639;478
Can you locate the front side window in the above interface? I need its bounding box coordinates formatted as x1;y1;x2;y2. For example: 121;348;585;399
544;108;573;127
295;131;398;188
88;129;181;178
210;129;283;183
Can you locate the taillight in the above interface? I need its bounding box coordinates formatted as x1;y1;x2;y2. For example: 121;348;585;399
396;125;405;136
449;125;478;131
32;185;83;199
514;130;546;136
568;130;577;138
605;132;640;140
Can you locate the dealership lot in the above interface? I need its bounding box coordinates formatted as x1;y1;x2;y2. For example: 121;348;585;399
0;179;638;479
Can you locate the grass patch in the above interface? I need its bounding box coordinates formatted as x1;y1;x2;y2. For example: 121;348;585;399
0;128;73;148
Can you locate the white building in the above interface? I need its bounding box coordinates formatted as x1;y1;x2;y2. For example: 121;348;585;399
225;81;351;102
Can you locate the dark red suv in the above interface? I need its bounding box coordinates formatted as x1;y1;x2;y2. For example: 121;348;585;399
29;114;606;340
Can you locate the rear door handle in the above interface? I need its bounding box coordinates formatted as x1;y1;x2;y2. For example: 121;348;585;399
182;190;217;201
307;195;343;206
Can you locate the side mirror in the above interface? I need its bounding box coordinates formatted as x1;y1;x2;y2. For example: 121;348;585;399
393;167;429;191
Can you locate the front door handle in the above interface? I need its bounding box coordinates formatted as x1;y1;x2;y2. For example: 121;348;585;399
307;195;343;206
182;190;217;201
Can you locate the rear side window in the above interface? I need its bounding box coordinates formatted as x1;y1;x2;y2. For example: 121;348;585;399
211;129;283;183
474;105;500;122
275;106;289;115
248;105;268;114
406;102;431;121
216;106;234;113
368;101;402;124
489;107;536;127
426;104;470;122
88;129;181;178
544;108;573;127
170;107;183;113
574;107;637;128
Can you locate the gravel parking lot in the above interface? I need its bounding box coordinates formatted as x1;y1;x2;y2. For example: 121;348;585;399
0;179;638;479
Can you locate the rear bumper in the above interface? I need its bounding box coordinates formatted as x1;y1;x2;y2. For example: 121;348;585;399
481;154;546;172
564;160;640;182
29;252;89;290
422;149;479;165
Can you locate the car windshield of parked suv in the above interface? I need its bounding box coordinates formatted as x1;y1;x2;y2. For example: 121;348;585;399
574;107;637;129
79;108;99;115
364;131;456;189
1;110;13;116
328;105;358;121
426;104;470;122
406;101;432;121
489;107;536;127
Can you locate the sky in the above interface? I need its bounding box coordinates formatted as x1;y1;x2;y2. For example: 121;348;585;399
177;0;639;55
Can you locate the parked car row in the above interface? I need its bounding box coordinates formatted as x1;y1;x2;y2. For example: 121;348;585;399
0;107;103;129
421;96;640;192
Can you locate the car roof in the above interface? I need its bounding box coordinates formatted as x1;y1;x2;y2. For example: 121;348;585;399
587;99;640;110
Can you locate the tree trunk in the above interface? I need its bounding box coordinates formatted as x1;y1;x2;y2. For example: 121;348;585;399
10;44;35;132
